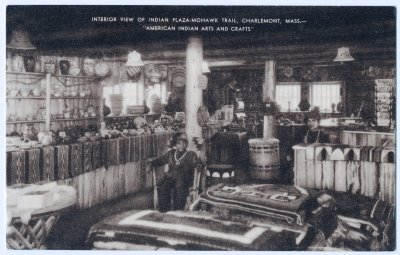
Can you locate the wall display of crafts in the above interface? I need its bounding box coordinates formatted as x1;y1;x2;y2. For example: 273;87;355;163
6;72;47;134
375;79;395;127
6;51;106;135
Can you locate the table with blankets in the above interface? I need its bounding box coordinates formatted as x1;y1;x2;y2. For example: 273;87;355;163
87;183;394;251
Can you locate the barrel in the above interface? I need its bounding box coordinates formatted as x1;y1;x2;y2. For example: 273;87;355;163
248;138;280;181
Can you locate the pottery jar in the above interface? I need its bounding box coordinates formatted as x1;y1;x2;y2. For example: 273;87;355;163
32;88;42;97
87;103;96;114
34;56;42;73
23;56;35;72
20;88;31;97
9;89;19;97
12;55;24;72
59;60;70;75
83;58;95;76
68;57;81;76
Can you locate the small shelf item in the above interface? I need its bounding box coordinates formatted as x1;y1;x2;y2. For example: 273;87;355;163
375;79;394;127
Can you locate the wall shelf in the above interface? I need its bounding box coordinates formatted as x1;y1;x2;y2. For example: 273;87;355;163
50;117;98;122
104;114;144;119
7;120;45;124
51;96;97;99
6;71;45;77
7;97;46;100
55;74;98;80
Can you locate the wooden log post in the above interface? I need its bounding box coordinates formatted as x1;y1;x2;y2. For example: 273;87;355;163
45;73;51;131
185;36;203;149
263;60;276;139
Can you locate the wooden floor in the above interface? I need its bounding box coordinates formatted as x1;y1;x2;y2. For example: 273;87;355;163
44;188;154;249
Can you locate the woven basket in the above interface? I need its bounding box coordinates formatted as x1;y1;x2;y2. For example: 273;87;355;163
7;213;60;249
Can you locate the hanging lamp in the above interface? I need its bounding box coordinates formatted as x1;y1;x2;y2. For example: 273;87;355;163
333;47;354;62
7;30;36;50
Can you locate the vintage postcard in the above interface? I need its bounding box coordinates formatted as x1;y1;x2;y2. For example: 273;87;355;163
3;3;397;252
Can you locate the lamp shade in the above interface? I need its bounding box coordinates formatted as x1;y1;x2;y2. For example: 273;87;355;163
333;47;354;62
126;51;143;66
7;30;36;50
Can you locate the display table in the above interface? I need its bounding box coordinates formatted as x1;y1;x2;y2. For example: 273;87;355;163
6;182;77;249
293;143;395;204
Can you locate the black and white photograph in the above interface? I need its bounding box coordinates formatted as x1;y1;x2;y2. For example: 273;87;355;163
3;3;397;252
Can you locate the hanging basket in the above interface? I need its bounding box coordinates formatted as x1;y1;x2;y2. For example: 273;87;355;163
126;66;142;82
198;74;208;90
171;67;186;87
158;65;168;80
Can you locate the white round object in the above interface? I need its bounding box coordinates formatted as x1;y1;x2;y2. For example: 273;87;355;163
94;62;110;77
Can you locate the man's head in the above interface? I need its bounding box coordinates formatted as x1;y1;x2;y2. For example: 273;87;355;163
305;109;321;131
173;132;188;151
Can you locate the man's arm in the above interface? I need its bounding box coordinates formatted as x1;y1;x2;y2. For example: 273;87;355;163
148;150;170;167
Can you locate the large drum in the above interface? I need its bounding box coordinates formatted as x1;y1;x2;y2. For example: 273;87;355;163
248;138;280;181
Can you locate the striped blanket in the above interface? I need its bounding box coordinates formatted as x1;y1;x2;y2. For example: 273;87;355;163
190;183;310;225
87;210;304;250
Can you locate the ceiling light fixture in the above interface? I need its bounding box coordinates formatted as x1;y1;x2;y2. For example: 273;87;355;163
333;47;354;62
7;30;36;50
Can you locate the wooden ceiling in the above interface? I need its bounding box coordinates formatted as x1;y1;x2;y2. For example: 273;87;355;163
6;6;396;66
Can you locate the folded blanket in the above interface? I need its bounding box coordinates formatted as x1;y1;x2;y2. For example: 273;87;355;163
83;142;93;173
41;146;55;182
92;141;102;169
87;210;303;250
8;150;26;185
54;145;70;180
26;148;40;184
191;184;310;225
70;143;83;177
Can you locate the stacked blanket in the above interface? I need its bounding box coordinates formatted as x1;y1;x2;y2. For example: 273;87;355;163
190;183;310;226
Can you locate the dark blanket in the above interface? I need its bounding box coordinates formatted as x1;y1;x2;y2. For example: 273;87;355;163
306;189;395;251
87;210;304;250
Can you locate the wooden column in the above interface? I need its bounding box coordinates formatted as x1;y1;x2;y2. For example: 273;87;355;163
45;73;51;131
185;36;203;148
263;60;276;139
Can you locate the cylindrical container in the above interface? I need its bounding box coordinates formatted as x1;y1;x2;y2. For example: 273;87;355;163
248;138;280;181
109;94;123;116
148;94;162;114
